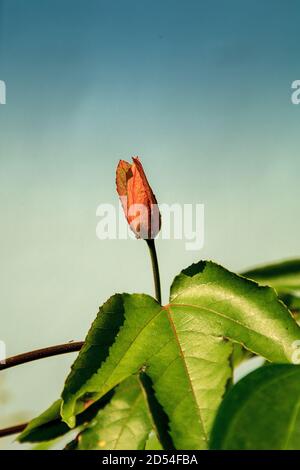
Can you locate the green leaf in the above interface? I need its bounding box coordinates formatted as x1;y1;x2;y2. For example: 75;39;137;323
61;294;126;427
167;261;300;441
61;291;231;449
144;432;163;450
138;372;174;450
170;261;300;362
231;343;253;367
242;259;300;300
18;400;66;443
61;261;300;450
61;294;164;427
242;259;300;317
71;374;173;450
19;392;113;443
280;294;300;312
76;376;153;450
31;437;64;450
210;364;300;450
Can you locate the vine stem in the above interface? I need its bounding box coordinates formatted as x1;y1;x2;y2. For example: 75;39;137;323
0;423;28;438
0;341;84;371
146;239;162;304
0;341;84;439
0;239;161;438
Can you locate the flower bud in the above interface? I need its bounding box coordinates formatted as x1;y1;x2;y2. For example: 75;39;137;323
116;157;161;239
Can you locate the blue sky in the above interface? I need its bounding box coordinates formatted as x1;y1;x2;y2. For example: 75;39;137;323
0;0;299;447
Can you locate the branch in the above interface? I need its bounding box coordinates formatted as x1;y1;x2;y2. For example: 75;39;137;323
0;341;84;371
0;423;28;438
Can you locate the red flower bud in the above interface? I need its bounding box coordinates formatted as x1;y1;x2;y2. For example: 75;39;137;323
116;157;161;239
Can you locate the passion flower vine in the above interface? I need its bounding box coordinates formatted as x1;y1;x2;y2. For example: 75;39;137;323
1;157;299;451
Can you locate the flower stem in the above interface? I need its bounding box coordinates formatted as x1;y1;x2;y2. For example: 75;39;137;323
146;239;162;304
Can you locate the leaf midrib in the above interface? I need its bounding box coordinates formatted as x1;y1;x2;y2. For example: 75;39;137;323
164;305;209;445
76;306;165;403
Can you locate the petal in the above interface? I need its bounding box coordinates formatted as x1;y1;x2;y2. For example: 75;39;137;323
116;160;132;197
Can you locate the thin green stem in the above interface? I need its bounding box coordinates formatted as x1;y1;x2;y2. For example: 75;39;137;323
146;239;162;304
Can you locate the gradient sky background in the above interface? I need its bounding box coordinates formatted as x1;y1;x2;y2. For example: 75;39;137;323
0;0;299;448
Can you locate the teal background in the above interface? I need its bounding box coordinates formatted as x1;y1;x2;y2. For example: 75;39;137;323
0;0;299;448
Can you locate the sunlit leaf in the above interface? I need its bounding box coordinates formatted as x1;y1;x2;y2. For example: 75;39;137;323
242;259;300;311
18;392;113;443
76;376;152;450
60;261;300;449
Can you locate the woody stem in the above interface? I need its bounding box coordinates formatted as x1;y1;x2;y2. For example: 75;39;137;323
146;239;162;304
0;423;28;438
0;342;84;371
